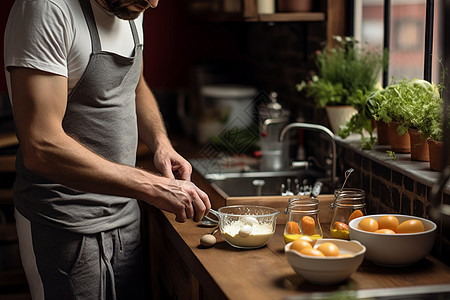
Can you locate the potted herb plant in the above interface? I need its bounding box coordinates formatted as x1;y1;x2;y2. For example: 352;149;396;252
296;36;386;147
368;79;441;155
406;79;442;161
414;95;444;170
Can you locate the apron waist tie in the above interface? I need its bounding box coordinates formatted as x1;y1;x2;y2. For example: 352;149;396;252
99;231;117;300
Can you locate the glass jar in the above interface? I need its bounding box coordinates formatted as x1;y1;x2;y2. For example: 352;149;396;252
330;188;366;240
283;198;323;244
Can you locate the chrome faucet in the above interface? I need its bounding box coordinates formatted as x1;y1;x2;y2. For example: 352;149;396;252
279;122;337;189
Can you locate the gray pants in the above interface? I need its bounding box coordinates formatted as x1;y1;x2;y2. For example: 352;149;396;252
15;210;145;300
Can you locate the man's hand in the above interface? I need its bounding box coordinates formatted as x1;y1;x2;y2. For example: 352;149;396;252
144;176;210;223
151;145;211;222
153;145;192;181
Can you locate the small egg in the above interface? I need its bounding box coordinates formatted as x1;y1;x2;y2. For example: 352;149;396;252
332;221;349;231
299;235;316;246
316;242;340;256
396;219;425;233
286;221;301;234
358;217;379;232
301;216;316;236
200;234;216;248
375;228;396;234
377;215;399;231
338;254;354;258
348;209;364;223
290;239;312;254
243;216;258;226
239;224;253;238
300;248;325;257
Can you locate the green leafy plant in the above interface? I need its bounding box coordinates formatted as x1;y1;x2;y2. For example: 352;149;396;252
338;89;377;149
386;150;397;160
297;36;386;108
416;97;443;141
368;78;443;140
297;36;386;149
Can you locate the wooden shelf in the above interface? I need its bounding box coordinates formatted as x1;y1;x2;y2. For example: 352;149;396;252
186;0;326;23
0;133;17;149
189;11;325;22
256;12;325;22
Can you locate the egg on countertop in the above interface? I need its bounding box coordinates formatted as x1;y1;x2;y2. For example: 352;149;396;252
200;234;217;248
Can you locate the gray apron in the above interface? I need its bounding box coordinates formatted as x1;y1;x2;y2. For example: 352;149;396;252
14;0;142;234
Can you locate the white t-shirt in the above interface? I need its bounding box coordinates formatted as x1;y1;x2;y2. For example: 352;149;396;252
4;0;144;96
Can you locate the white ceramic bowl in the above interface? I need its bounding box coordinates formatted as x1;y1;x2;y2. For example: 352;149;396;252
285;238;366;284
349;214;437;266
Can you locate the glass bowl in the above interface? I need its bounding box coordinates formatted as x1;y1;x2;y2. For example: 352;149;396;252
211;205;280;249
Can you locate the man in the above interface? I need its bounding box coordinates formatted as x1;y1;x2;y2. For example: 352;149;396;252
4;0;210;298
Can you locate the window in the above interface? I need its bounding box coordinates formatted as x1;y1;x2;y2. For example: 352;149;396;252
354;0;442;86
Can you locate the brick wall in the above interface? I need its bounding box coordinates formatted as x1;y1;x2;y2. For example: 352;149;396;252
337;142;450;265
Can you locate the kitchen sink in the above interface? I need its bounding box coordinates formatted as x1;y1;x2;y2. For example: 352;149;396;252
190;158;329;197
206;170;325;197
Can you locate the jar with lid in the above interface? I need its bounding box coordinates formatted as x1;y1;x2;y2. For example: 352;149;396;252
283;198;323;244
330;188;366;240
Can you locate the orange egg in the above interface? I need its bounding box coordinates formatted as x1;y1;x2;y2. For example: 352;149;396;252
396;219;425;233
290;239;313;254
332;221;349;231
338;254;354;258
299;236;316;247
301;216;316;236
300;248;325;257
349;210;364;223
316;242;339;256
358;217;379;232
375;228;396;234
377;215;399;231
286;221;301;234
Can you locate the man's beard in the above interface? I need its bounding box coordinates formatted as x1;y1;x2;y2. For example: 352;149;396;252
102;0;146;20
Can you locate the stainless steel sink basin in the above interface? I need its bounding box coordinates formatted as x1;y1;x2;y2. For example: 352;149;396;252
190;158;328;197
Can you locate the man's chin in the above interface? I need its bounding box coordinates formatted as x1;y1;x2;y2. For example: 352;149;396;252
114;9;142;20
148;0;159;8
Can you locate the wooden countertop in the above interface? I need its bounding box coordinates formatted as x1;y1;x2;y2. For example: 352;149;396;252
155;208;450;299
135;137;450;299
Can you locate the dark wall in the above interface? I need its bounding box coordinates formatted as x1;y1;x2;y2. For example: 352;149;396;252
1;1;328;129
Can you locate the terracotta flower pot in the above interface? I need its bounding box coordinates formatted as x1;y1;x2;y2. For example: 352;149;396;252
388;121;410;153
408;128;429;162
427;139;443;171
376;120;390;146
278;0;312;12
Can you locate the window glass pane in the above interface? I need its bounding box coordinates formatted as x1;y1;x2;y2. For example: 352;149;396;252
358;0;442;85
